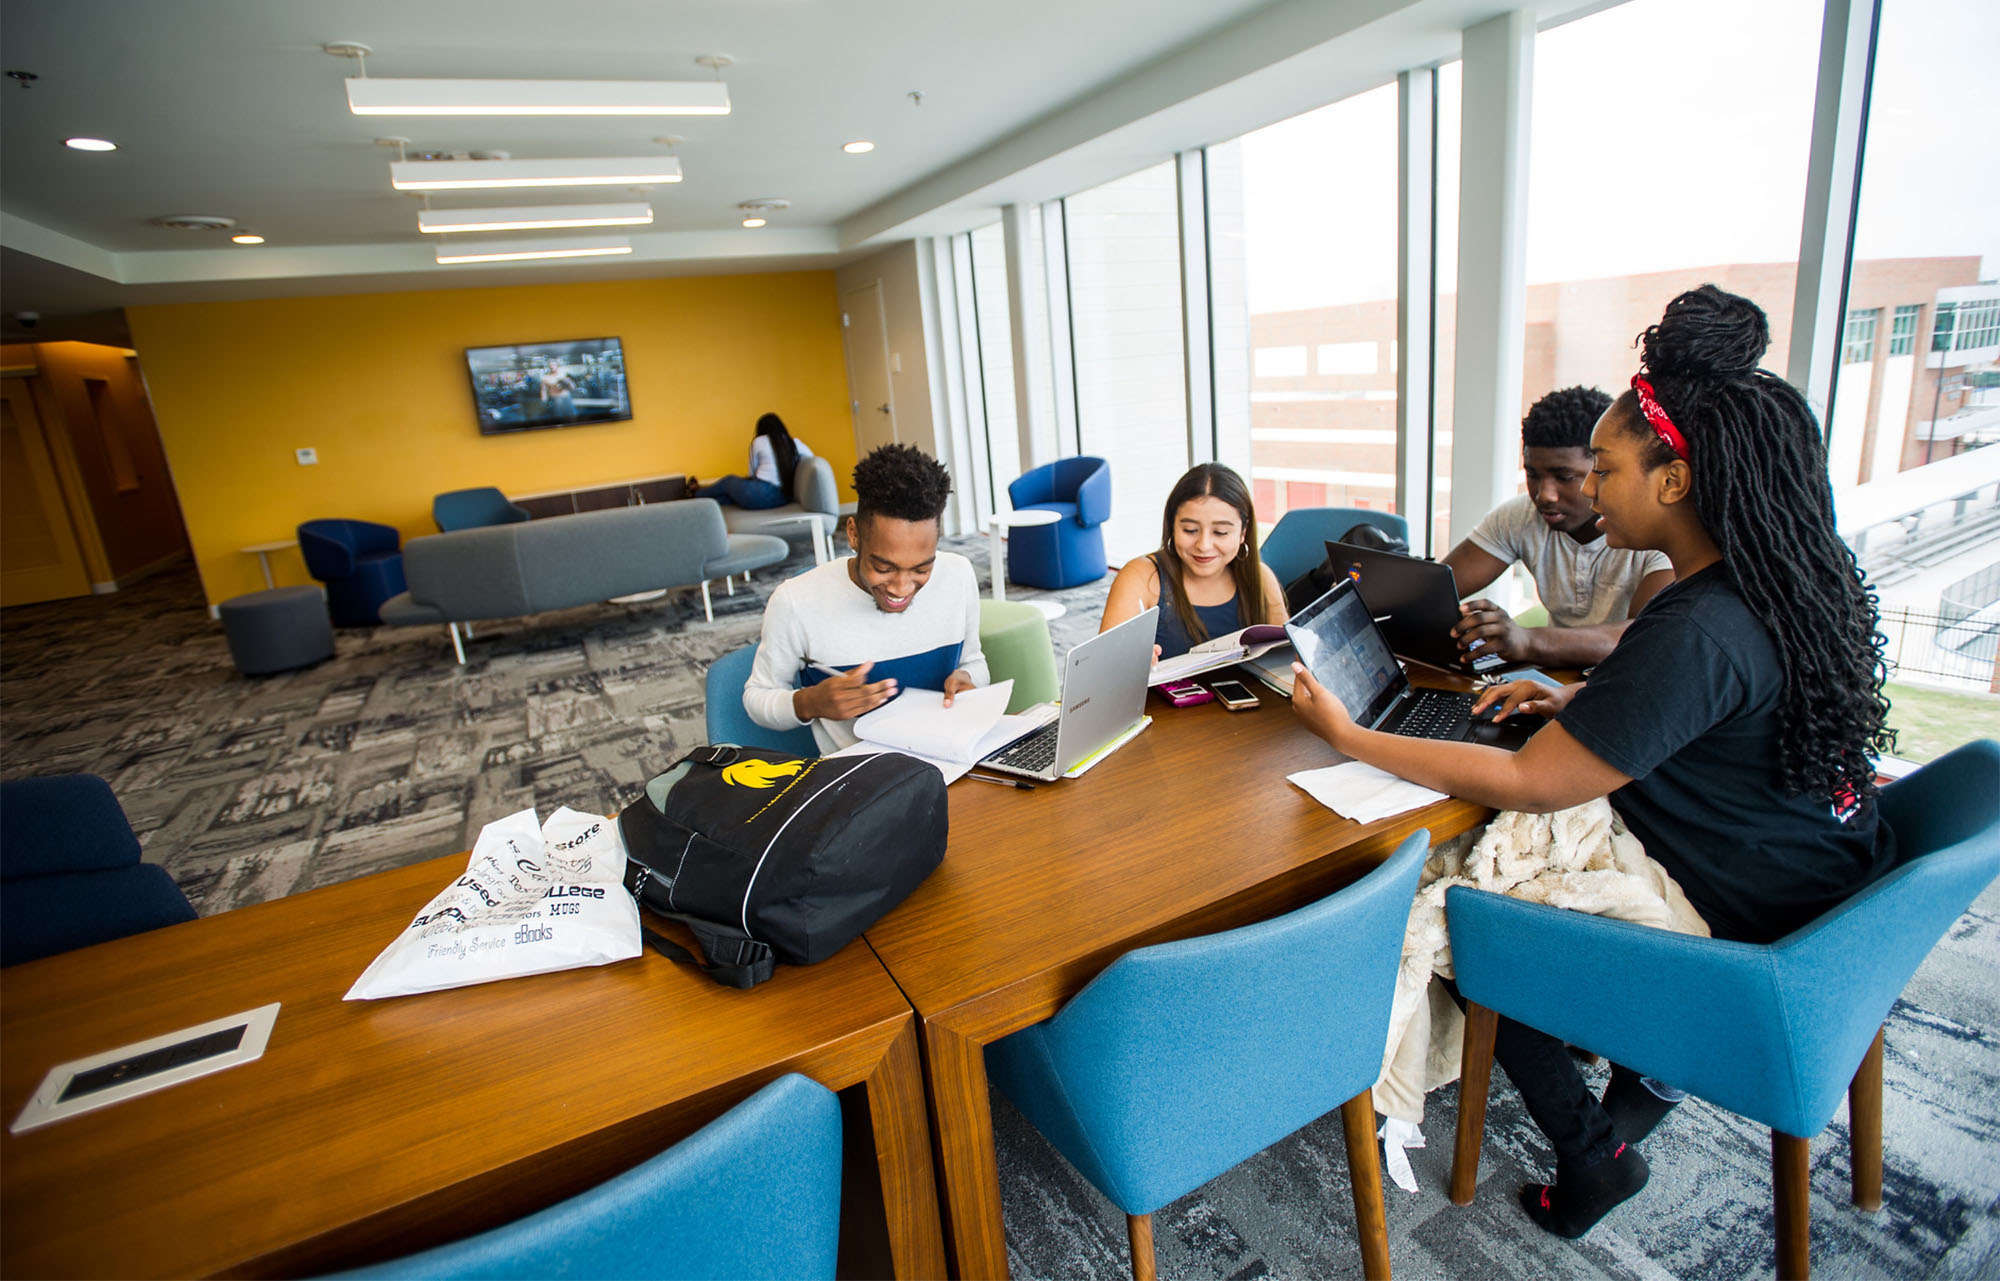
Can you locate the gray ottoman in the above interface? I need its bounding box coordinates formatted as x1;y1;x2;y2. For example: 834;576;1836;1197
220;586;335;676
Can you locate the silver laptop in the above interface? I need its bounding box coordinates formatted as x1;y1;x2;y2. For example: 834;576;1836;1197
980;606;1158;781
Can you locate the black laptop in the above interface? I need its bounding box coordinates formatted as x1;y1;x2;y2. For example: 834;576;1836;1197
1323;540;1504;675
1286;576;1538;750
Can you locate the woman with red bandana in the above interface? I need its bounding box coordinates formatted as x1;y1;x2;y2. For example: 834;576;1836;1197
1290;285;1899;1239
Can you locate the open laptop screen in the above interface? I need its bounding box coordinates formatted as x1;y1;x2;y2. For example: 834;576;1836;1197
1284;578;1411;729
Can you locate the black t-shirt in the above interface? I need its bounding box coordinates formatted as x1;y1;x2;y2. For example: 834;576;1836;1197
1558;566;1897;943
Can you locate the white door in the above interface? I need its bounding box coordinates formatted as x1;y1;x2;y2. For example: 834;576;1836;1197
840;281;897;457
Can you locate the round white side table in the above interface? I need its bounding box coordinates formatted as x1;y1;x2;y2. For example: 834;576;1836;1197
240;539;297;589
985;510;1067;620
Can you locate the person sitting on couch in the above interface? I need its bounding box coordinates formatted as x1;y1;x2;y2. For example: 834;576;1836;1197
744;444;987;753
697;413;816;511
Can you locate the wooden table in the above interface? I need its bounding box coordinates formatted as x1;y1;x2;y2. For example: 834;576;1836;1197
863;684;1491;1278
1;854;945;1280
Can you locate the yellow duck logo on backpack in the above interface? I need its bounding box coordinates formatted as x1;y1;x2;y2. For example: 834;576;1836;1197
721;758;805;789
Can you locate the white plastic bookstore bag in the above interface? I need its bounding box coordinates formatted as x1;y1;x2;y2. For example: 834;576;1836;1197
346;806;641;1001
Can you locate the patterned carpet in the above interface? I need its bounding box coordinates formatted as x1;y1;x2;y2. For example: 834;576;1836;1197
3;538;1995;1279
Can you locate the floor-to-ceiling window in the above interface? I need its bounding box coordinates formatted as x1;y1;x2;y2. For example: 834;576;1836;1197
966;222;1024;506
1212;84;1403;541
1064;161;1190;560
1833;0;1999;486
1521;0;1820;425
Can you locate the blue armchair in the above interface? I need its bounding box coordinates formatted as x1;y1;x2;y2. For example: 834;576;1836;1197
334;1073;842;1280
706;643;819;757
984;829;1430;1280
1261;507;1411;591
1446;740;2000;1279
1;774;196;967
297;518;407;627
1006;456;1111;590
433;487;530;533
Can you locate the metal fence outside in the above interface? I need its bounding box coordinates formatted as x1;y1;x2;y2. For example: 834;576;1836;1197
1880;603;2000;692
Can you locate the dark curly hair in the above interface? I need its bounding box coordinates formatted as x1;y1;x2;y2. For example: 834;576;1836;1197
852;444;953;525
1612;284;1894;800
1522;385;1612;450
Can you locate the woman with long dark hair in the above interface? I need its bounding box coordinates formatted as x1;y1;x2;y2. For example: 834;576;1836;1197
1290;285;1898;1238
697;412;813;509
1099;462;1287;658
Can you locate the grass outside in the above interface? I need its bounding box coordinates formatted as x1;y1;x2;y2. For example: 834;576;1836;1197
1884;680;2000;764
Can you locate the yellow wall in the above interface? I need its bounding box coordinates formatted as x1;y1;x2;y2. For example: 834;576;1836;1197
126;271;853;604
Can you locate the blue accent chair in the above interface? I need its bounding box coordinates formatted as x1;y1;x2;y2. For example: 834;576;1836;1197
433;487;530;533
1261;507;1411;591
985;829;1430;1280
706;643;819;757
333;1073;841;1280
1446;739;2000;1279
298;519;407;627
1;774;196;968
1006;456;1111;590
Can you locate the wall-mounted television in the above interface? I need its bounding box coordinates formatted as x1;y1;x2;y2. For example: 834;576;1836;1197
466;336;631;435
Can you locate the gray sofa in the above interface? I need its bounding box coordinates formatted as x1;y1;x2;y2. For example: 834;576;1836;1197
720;455;842;561
380;500;788;662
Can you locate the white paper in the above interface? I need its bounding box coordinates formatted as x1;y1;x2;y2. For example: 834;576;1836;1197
851;680;1013;764
345;806;641;1000
830;696;1045;784
1287;761;1448;824
1378;1117;1427;1193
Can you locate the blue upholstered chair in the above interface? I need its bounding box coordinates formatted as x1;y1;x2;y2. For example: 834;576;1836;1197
705;643;819;756
297;518;407;627
1006;456;1111;590
433;487;529;533
1260;507;1411;592
1;774;196;967
334;1073;841;1280
985;829;1430;1281
1446;739;2000;1279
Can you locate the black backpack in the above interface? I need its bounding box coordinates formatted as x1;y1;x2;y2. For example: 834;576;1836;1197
1283;521;1412;614
619;745;947;987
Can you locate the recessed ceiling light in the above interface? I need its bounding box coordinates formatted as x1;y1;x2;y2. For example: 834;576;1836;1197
64;137;117;152
842;140;875;154
231;234;265;245
741;217;767;229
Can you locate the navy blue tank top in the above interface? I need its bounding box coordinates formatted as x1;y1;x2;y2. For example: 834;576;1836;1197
1151;553;1244;659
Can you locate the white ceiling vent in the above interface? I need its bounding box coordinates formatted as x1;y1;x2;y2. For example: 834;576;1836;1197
149;214;237;232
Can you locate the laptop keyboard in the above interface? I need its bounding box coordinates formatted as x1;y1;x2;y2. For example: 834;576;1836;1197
988;720;1059;772
1388;689;1475;740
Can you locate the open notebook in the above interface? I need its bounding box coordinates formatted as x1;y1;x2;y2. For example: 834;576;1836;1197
826;680;1049;782
1148;623;1289;686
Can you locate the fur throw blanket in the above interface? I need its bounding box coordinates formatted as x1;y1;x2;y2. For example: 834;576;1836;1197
1373;797;1710;1124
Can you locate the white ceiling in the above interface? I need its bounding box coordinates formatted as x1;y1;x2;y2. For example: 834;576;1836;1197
0;0;1593;343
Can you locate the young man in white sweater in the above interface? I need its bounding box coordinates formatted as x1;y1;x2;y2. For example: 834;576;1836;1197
744;444;988;753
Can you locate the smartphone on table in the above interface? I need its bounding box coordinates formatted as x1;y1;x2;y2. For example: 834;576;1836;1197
1209;679;1260;711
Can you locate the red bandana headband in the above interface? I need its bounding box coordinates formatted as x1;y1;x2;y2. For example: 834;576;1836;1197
1630;375;1689;460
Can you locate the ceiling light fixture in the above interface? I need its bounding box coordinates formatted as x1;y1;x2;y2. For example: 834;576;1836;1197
348;78;728;117
417;203;653;234
231;234;265;245
737;198;790;229
842;140;875;154
434;235;633;265
391;156;682;191
64;137;116;152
